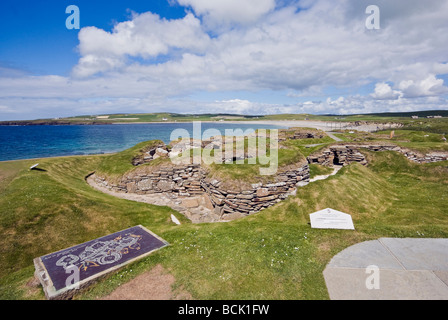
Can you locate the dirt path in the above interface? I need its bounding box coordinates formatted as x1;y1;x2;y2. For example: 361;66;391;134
102;264;192;300
325;132;343;142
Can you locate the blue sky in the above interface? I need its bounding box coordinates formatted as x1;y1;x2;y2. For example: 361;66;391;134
0;1;186;75
0;0;447;120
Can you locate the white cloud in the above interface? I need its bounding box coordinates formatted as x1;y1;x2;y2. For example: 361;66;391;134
73;55;124;78
71;0;448;91
0;105;16;113
371;82;402;100
2;0;448;120
433;63;448;75
211;99;255;113
291;95;448;116
175;0;276;28
73;12;210;77
398;75;448;98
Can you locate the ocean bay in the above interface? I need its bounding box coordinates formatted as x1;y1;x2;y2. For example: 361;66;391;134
0;122;283;162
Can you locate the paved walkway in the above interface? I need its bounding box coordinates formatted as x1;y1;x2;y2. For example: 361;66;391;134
324;238;448;300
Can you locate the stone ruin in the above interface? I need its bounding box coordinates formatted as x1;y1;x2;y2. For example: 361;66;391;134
307;144;448;167
91;130;448;223
278;128;327;142
93;161;310;222
92;129;317;222
132;144;170;166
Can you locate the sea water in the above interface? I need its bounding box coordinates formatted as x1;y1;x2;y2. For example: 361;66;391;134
0;123;284;161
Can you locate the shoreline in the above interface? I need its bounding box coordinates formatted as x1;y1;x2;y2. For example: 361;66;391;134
0;119;391;132
0;152;114;163
0;121;290;163
86;119;400;134
0;120;386;163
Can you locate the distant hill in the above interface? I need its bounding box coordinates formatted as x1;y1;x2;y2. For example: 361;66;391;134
339;110;448;118
2;111;447;125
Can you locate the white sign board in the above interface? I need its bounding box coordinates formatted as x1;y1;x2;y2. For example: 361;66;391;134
171;214;181;225
310;208;355;230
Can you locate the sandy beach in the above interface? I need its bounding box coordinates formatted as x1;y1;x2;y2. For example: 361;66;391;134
112;119;388;132
0;119;393;163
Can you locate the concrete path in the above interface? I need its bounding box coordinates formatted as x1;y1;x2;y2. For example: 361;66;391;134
323;238;448;300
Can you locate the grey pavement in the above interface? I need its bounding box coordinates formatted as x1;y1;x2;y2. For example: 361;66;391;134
323;238;448;300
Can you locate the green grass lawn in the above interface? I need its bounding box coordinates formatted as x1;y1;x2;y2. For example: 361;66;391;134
309;164;334;179
377;130;448;153
332;129;448;153
1;140;447;300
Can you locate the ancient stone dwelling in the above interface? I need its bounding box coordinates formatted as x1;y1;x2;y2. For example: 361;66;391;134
92;129;448;222
94;154;310;221
307;144;448;167
93;129;317;221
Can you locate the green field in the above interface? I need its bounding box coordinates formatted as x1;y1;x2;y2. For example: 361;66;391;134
1;130;448;300
2;111;448;135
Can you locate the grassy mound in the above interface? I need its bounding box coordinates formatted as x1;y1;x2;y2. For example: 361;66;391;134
336;130;448;153
1;140;447;300
95;137;311;189
0;155;183;299
95;140;168;180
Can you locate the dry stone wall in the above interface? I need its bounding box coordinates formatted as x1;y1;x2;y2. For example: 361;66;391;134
93;161;310;220
307;144;448;167
93;134;447;222
202;164;310;220
132;145;170;166
93;164;206;196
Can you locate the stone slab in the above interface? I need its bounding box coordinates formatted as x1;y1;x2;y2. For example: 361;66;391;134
379;238;448;271
171;214;181;225
324;267;448;300
310;208;355;230
34;225;169;300
323;238;448;300
327;240;404;270
434;271;448;287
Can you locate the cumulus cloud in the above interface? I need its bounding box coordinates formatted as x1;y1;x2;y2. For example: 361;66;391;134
175;0;276;28
2;0;448;120
398;75;448;98
73;12;210;77
0;105;16;113
71;0;448;91
432;63;448;75
371;83;402;100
